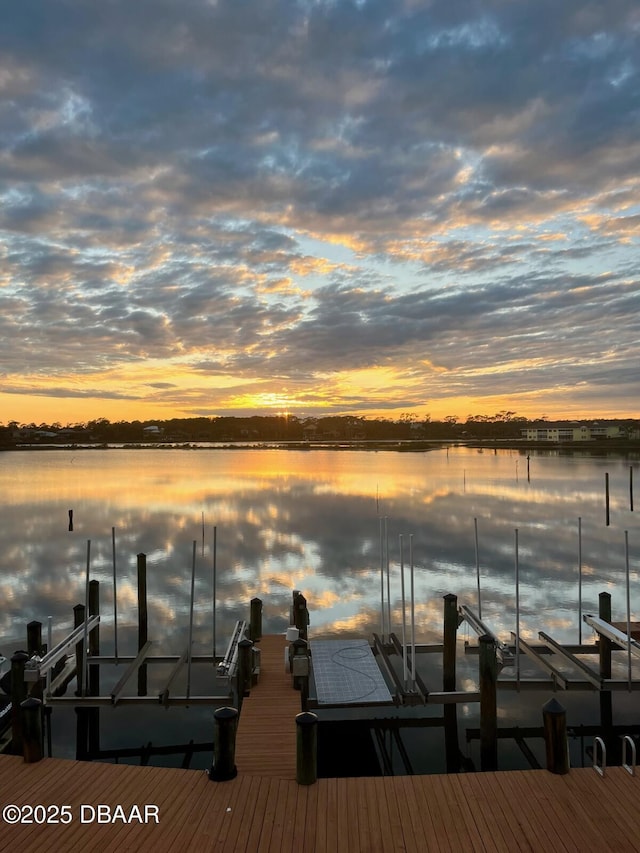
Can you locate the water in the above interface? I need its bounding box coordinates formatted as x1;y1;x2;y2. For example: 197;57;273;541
0;446;637;771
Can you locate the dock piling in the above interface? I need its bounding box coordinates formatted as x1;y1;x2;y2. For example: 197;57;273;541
443;594;460;772
73;604;85;697
249;597;262;642
599;592;613;730
479;634;497;771
295;711;318;785
27;621;43;657
10;651;29;756
293;591;309;641
209;706;238;781
20;697;43;763
237;638;253;700
543;698;569;774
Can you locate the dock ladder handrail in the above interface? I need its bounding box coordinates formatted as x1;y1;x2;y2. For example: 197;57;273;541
216;620;247;679
593;736;606;777
622;735;636;776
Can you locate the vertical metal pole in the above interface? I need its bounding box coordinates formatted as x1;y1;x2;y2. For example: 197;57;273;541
410;534;415;689
631;466;634;512
515;528;520;689
212;525;217;660
46;617;52;695
385;517;391;637
605;472;610;526
578;517;583;645
400;534;407;689
625;530;632;691
83;540;91;697
187;540;196;699
380;517;385;639
474;517;482;620
112;527;118;663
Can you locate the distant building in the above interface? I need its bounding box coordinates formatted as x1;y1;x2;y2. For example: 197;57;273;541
521;422;626;441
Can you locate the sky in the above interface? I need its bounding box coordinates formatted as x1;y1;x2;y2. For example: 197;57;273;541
1;0;639;426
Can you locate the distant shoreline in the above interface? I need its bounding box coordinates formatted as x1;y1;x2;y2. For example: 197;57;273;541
3;438;640;456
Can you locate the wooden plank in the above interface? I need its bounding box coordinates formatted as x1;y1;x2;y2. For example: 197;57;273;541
288;784;310;853
325;777;339;852
314;778;329;853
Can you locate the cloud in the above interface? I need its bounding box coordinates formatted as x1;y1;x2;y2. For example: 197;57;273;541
0;0;638;420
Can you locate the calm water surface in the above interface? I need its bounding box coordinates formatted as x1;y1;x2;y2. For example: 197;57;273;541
0;447;637;771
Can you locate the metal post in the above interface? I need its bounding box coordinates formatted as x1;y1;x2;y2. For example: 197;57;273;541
410;534;415;689
625;530;632;691
212;525;217;660
605;472;610;526
399;534;407;689
137;553;148;697
46;616;52;695
474;517;482;620
83;540;91;696
380;517;385;639
112;527;118;663
385;517;391;639
514;528;520;688
187;540;196;699
578;517;583;645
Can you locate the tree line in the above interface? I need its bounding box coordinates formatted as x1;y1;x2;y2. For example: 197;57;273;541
2;412;638;445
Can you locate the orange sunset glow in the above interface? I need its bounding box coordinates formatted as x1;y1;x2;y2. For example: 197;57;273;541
1;2;638;426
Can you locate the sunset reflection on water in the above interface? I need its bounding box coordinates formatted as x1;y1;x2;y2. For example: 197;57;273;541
0;446;637;769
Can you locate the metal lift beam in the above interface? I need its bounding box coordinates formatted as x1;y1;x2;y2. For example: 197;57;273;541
510;632;569;689
583;615;640;660
537;631;602;688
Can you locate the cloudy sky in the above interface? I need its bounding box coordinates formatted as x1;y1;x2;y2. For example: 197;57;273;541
1;0;639;425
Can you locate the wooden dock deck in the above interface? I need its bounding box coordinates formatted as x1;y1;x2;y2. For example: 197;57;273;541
234;634;301;778
4;630;640;850
1;753;640;851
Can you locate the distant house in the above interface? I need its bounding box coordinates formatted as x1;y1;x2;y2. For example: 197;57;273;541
521;422;625;441
143;425;163;437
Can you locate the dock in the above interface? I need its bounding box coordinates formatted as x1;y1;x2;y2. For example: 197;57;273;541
1;753;640;851
5;587;640;849
234;634;300;778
